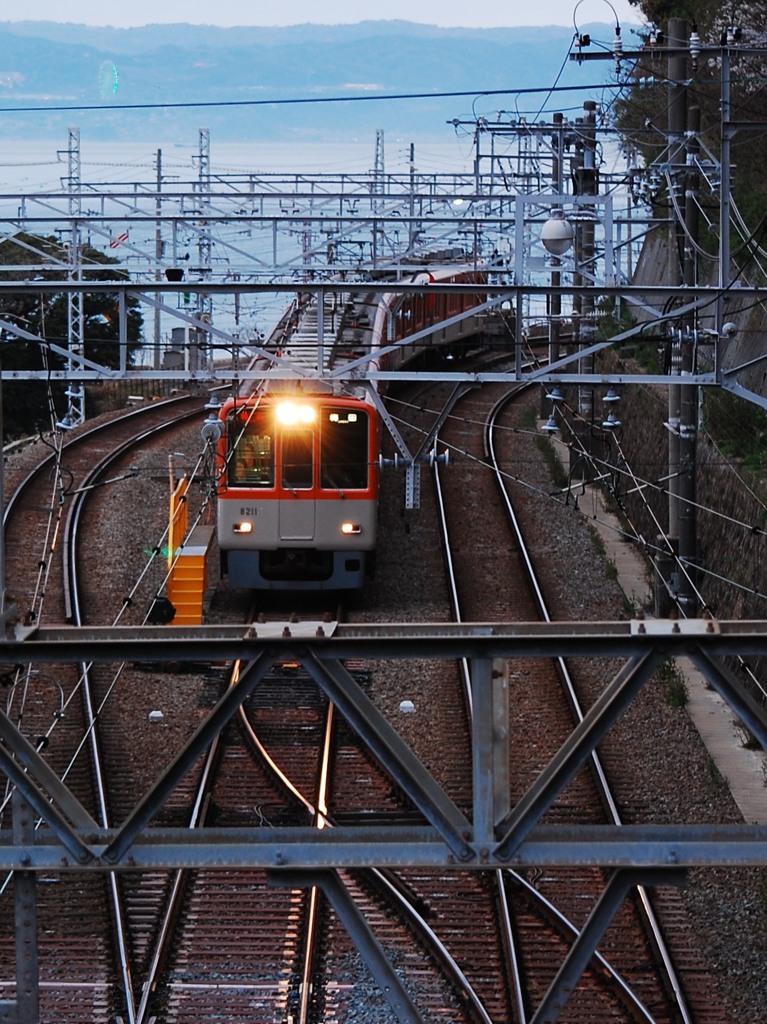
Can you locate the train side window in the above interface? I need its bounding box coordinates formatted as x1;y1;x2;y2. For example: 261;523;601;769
230;422;274;486
320;408;368;490
282;430;314;489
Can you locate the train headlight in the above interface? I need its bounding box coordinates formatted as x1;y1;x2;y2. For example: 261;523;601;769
233;521;253;534
276;401;316;425
341;522;361;535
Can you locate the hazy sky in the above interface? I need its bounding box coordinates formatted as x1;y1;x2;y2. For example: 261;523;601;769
7;1;641;30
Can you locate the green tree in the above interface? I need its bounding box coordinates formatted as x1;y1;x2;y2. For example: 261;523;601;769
0;233;144;438
614;3;767;271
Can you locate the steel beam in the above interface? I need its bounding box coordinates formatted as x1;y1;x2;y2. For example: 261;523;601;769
472;658;510;843
495;652;662;860
0;824;765;871
0;710;97;864
102;652;274;864
531;869;686;1024
269;869;425;1024
301;652;474;862
687;647;767;750
9;618;767;666
0;625;765;872
13;792;38;1024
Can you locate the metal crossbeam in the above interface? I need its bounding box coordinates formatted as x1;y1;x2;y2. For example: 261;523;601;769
102;652;274;864
302;651;474;861
0;619;766;872
0;824;764;871
530;869;686;1024
5;617;767;663
495;653;662;860
269;869;425;1024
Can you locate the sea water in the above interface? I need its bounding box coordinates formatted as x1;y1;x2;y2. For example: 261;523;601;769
0;137;479;192
0;134;631;358
0;136;486;352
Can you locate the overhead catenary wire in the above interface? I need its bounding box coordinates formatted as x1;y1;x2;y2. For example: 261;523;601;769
7;25;767;612
386;392;767;615
0;80;635;119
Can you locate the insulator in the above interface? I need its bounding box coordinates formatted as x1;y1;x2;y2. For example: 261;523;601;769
573;33;590;63
201;415;224;442
541;414;559;434
613;26;623;68
426;449;449;467
689;30;701;64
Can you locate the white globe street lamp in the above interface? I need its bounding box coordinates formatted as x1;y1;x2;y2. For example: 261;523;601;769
541;209;574;256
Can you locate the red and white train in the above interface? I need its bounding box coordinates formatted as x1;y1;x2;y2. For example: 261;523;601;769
214;261;489;590
215;390;379;590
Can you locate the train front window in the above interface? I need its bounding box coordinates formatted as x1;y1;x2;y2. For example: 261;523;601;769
282;430;314;489
320;408;368;490
229;417;274;487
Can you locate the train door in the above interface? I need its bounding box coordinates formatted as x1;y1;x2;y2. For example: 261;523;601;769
278;428;315;540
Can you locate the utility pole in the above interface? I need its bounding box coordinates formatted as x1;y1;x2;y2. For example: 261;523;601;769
569;101;598;469
195;129;213;377
372;129;385;269
62;127;85;430
548;113;565;370
677;101;701;614
154;148;163;370
658;18;690;615
716;44;733;384
576;101;598;426
408;142;419;258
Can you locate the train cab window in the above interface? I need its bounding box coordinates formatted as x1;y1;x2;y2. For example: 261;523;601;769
282;430;314;489
320;408;369;490
229;418;274;487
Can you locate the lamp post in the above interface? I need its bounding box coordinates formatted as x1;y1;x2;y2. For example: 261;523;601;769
541;208;574;258
541;209;574;438
542;207;574;411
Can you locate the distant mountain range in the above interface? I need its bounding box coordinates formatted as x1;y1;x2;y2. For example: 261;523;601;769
0;20;641;143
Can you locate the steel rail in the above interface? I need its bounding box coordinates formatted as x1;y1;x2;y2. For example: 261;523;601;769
236;649;496;1023
485;390;691;1024
132;680;225;1024
62;399;208;1024
433;415;529;1024
428;376;662;1023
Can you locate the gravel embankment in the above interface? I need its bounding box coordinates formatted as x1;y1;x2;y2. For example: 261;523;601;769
6;396;767;1023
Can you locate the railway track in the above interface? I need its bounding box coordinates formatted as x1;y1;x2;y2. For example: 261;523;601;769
433;380;732;1023
0;395;208;1021
128;608;497;1022
18;400;403;1024
6;395;383;1023
0;374;753;1022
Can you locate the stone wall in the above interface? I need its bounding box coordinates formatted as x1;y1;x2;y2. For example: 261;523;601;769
602;239;767;693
